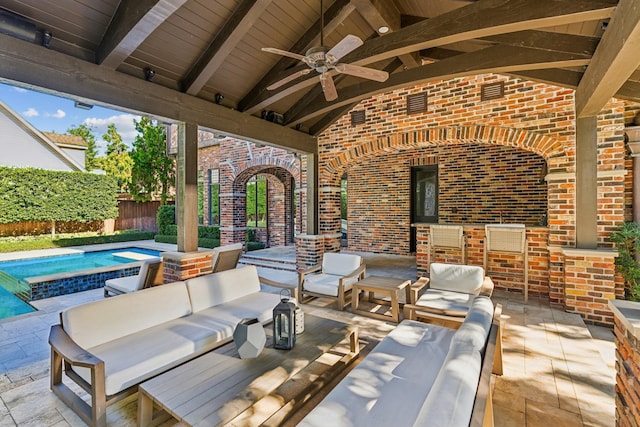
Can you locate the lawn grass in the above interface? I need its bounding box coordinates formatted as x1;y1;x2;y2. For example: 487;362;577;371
0;230;155;253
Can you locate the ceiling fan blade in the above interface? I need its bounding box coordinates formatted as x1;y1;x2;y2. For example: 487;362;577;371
320;73;338;102
261;47;306;62
266;68;313;90
335;63;389;82
326;35;363;62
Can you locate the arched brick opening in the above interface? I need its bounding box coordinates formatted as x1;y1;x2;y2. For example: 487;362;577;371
226;165;296;247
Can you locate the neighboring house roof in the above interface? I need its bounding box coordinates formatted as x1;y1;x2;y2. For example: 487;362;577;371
0;100;85;172
42;132;88;149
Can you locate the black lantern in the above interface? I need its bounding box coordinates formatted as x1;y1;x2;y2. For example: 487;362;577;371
273;289;296;350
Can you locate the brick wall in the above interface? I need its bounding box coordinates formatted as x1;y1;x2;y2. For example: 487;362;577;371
611;301;640;427
313;73;634;324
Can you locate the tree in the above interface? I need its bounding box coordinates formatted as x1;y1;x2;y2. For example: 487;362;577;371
95;124;132;192
129;117;175;204
67;124;99;171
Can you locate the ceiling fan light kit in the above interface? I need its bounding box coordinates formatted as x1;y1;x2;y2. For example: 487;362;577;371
261;0;389;102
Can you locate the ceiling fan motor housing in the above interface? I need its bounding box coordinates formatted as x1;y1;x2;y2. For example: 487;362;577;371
305;46;334;72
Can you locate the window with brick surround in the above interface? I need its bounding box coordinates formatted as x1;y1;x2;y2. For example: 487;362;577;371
208;169;219;225
481;81;505;101
407;92;428;114
351;110;366;126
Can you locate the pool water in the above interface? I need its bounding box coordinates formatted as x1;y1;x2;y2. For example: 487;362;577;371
0;247;159;281
0;247;160;320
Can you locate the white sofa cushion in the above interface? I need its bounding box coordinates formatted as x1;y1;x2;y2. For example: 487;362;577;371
303;273;358;297
62;281;191;349
186;265;262;313
298;320;456;427
321;253;361;276
413;340;482;427
76;313;235;395
429;262;484;295
414;288;475;315
450;296;494;351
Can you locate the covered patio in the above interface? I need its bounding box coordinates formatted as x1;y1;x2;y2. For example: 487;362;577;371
0;0;638;425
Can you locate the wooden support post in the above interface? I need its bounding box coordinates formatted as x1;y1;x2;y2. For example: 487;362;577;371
177;122;199;253
575;116;598;249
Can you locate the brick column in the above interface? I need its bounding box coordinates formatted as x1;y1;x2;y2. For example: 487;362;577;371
296;234;324;269
219;192;246;246
609;300;640;427
563;248;617;325
161;250;214;283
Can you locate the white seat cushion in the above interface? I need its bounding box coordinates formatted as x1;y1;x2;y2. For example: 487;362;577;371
429;262;484;295
303;273;358;297
75;314;234;395
450;296;494;351
299;320;456;427
190;291;282;326
104;275;139;294
415;288;475;316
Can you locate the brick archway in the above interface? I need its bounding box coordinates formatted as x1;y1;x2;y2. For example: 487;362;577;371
322;126;564;181
221;165;297;247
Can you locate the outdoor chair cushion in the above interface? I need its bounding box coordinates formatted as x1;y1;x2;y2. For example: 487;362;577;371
103;257;162;296
414;288;475;316
429;262;485;295
321;252;362;276
302;273;359;297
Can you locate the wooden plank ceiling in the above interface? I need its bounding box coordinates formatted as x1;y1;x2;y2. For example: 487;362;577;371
0;0;638;152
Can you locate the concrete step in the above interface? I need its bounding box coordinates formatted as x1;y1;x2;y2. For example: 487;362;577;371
239;253;297;272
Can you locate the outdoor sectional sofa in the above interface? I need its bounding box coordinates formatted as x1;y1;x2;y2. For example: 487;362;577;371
299;296;503;427
47;265;297;427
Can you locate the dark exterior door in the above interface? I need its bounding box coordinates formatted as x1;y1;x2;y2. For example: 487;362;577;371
410;165;438;252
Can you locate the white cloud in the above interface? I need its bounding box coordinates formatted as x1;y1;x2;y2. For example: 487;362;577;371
45;109;66;119
13;87;27;93
22;108;39;117
83;113;141;150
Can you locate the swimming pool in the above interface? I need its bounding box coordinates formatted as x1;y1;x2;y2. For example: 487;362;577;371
0;247;161;319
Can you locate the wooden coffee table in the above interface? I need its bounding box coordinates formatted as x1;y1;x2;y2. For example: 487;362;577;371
138;314;359;427
351;276;412;323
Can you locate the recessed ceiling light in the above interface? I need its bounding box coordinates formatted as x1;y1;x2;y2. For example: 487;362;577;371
378;26;389;34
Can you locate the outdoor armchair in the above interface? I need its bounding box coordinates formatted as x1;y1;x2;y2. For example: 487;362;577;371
211;242;243;273
103;257;162;297
404;262;493;324
298;252;366;310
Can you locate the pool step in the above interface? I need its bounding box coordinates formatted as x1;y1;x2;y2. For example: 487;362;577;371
0;270;31;302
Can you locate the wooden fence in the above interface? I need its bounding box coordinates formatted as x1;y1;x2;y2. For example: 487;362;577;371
0;199;163;236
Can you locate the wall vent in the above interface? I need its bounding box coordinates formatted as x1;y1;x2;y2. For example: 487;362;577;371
481;81;505;101
407;92;428;114
350;110;366;126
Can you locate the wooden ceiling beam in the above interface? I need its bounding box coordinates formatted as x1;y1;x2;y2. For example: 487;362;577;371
97;0;187;69
245;0;616;113
182;0;274;96
575;0;640;117
238;0;356;113
0;34;316;154
351;0;420;69
286;44;592;126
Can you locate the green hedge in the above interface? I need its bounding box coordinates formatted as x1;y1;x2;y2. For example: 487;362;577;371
54;231;155;246
156;205;175;235
246;241;266;251
161;225;220;239
0;167;118;223
154;235;221;249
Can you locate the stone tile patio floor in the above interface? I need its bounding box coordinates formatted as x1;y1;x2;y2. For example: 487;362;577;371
0;250;615;426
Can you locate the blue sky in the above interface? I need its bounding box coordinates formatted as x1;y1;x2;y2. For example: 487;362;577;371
0;82;141;153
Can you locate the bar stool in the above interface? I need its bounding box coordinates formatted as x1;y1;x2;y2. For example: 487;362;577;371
428;224;466;265
483;224;528;303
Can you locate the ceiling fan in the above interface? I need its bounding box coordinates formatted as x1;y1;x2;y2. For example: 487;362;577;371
261;0;389;102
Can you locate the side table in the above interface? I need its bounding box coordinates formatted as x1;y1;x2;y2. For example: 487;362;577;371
351;276;411;323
